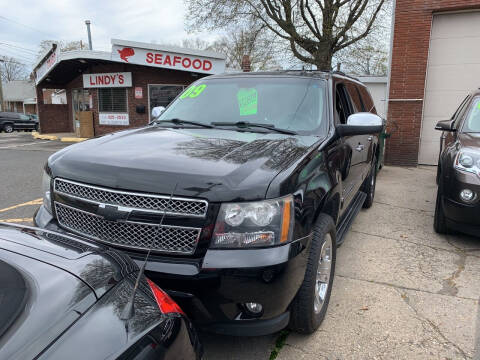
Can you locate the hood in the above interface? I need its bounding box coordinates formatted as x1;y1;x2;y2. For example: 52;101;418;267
458;132;480;148
49;126;320;202
0;223;136;298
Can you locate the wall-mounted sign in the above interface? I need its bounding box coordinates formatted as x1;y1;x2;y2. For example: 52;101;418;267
111;44;225;75
135;87;143;99
83;72;132;88
99;113;129;126
35;46;60;84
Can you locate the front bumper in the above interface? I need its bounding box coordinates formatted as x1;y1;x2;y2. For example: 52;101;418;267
442;171;480;237
35;205;310;336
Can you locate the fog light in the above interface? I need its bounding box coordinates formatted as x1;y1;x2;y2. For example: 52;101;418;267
245;302;263;314
460;189;475;202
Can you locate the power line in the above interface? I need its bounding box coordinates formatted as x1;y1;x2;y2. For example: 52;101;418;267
0;50;36;64
0;46;37;60
0;42;37;54
0;15;61;40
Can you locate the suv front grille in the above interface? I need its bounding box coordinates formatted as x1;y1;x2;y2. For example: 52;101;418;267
55;203;201;255
54;178;208;218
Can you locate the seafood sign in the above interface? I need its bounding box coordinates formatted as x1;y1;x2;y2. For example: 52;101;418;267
112;44;225;74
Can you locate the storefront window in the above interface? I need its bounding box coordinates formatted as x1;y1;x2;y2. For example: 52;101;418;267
148;85;184;119
98;88;127;112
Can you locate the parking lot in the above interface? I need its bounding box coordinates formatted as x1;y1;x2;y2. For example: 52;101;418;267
0;132;478;359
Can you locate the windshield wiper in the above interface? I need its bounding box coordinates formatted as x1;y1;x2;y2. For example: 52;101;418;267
211;121;297;135
153;118;214;129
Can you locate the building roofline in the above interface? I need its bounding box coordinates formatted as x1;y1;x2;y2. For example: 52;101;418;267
111;38;226;60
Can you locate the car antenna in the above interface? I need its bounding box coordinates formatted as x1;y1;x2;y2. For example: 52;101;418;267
120;183;178;321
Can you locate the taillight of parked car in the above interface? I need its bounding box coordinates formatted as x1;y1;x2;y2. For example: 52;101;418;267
147;278;185;315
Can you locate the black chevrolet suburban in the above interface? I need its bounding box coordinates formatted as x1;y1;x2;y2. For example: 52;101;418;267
35;71;383;336
0;111;38;132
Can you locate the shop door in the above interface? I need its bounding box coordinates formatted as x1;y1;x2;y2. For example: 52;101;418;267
72;89;91;132
148;85;184;121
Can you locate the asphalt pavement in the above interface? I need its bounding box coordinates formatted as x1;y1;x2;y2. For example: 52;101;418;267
0;132;479;359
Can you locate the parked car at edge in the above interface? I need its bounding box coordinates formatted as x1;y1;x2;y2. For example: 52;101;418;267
0;223;202;360
0;112;38;132
434;89;480;236
35;71;383;336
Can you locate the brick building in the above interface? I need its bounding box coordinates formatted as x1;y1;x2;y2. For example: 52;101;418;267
386;1;480;166
33;39;226;136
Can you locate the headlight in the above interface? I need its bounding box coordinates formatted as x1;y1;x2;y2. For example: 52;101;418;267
212;195;294;248
455;149;480;176
42;170;52;214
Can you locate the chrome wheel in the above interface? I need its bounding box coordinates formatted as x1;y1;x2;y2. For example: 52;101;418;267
314;234;333;314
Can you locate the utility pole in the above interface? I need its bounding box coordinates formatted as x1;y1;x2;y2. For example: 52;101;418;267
85;20;93;50
0;58;4;111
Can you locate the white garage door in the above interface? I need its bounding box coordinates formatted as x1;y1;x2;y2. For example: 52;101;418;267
419;11;480;165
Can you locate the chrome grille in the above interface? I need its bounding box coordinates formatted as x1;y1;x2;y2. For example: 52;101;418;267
55;203;200;255
54;178;207;217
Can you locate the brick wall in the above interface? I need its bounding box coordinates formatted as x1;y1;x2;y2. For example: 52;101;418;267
38;104;69;133
386;0;480;166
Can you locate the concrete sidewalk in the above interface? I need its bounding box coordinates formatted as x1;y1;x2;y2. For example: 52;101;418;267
277;166;479;360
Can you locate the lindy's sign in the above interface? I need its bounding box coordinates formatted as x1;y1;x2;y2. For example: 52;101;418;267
83;72;132;88
111;45;224;75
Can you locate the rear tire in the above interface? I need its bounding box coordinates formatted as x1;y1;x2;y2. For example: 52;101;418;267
434;187;448;234
289;214;336;334
362;156;377;209
4;124;13;133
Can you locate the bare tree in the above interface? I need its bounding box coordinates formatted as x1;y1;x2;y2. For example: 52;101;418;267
37;40;85;59
186;0;388;70
180;23;280;70
0;57;28;81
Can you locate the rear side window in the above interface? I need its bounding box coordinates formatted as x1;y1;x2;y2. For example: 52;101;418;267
345;82;365;113
358;86;377;114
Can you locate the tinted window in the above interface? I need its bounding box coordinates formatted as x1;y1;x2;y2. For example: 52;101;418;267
451;95;470;121
19;115;30;121
335;83;353;124
358;86;376;114
345;82;364;113
159;77;328;135
462;97;480;133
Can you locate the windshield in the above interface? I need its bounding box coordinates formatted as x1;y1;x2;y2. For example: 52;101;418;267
158;77;327;135
463;97;480;133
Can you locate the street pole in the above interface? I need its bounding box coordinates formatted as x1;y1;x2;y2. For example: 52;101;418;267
85;20;93;50
0;58;4;111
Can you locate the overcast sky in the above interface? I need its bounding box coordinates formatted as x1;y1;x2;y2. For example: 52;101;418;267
0;0;215;69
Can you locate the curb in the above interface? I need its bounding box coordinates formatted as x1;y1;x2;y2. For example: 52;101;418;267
60;137;87;143
32;132;58;141
32;132;87;143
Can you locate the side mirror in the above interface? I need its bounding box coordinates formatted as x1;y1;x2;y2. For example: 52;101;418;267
336;113;384;137
151;106;165;120
435;120;455;132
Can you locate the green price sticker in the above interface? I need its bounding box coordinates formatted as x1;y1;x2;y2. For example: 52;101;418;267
180;84;207;99
477;101;480;109
237;88;258;116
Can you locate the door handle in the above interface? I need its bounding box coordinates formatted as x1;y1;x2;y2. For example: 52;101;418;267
355;144;365;152
367;136;373;142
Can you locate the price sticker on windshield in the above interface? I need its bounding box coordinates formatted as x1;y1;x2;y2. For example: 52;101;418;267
180;84;207;99
237;88;258;116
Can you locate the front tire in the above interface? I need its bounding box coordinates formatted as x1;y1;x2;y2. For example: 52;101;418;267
289;214;336;334
434;187;448;234
4;124;13;133
362;156;377;208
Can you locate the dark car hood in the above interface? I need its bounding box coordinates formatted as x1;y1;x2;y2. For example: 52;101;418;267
49;126;320;202
0;223;136;298
458;132;480;148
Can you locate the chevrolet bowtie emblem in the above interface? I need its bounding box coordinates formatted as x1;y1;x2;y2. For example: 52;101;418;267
97;204;131;221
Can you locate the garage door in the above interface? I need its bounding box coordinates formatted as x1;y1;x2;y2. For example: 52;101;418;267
419;11;480;165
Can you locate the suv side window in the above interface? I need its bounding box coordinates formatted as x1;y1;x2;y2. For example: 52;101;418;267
345;82;364;113
357;86;377;114
335;83;354;124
